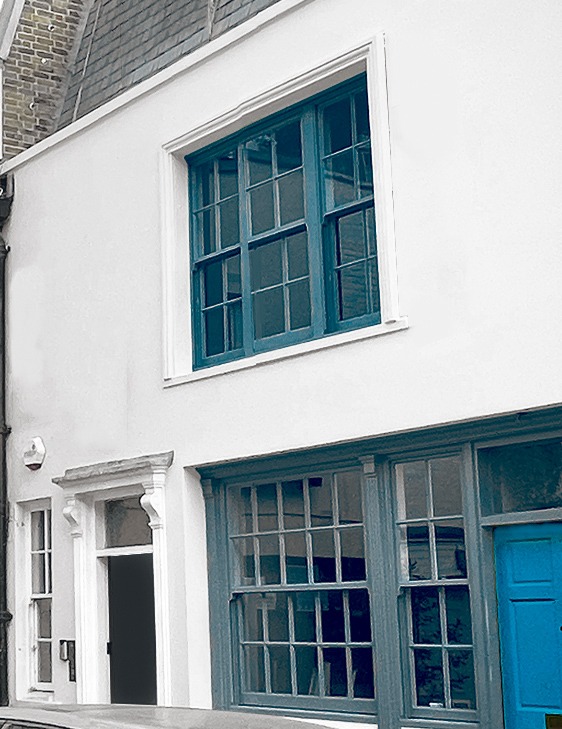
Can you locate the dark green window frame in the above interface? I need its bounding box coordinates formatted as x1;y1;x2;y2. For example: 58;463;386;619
187;76;380;369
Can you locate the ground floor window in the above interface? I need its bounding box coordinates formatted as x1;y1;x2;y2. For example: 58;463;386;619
29;507;52;688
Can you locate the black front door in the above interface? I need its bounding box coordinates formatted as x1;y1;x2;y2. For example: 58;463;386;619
107;553;157;704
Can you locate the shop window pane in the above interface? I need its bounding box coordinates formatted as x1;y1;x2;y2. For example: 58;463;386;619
349;589;372;642
414;648;444;707
219;198;239;248
105;497;151;548
323;646;347;696
337;211;366;265
259;535;281;585
325;150;355;209
404;525;431;580
449;650;476;709
282;480;305;529
396;461;428;520
226;255;241;299
276;121;302;174
233;537;256;585
287;231;309;280
270;645;292;694
435;520;467;579
37;642;52;683
338;263;368;320
247;135;273;185
411;587;441;644
253;287;285;339
242;594;264;641
218;152;238;199
204;259;223;306
446;586;472;644
232;486;253;535
257;483;278;532
432;456;463;517
352;647;375;698
293;593;316;642
267;593;289;641
309;478;332;527
279;169;304;226
288;280;311;331
199;207;216;255
355;89;370;143
204;307;224;357
337;471;363;524
227;301;243;350
285;531;307;584
245;645;266;692
296;646;318;695
312;531;336;583
250;182;275;235
324;98;352;154
358;144;373;197
340;527;366;582
199;160;214;207
321;591;344;642
251;239;283;289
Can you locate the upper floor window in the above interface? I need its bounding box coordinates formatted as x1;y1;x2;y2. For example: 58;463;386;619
187;76;380;368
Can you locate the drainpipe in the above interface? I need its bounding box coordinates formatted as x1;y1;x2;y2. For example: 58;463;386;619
0;174;13;705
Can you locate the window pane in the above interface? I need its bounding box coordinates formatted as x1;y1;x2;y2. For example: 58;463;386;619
279;169;304;226
219;197;239;248
257;483;278;531
251;239;283;290
324;97;352;154
352;647;375;698
105;497;151;548
259;534;281;585
247;135;273;185
204;305;224;356
366;205;377;256
37;641;52;683
218;151;238;199
449;650;476;709
245;645;265;692
243;594;264;641
31;511;45;551
338;263;368;320
285;533;307;584
411;587;441;644
293;593;316;642
276;121;302;174
36;598;51;639
198;207;216;254
288;280;311;331
404;525;432;580
227;302;243;351
250;182;275;235
323;646;347;696
198;160;214;207
396;461;428;520
287;231;308;280
204;260;223;307
355;89;370;143
312;531;336;583
435;520;467;579
267;592;289;641
340;528;366;582
32;553;46;594
325;150;355;209
253;287;285;339
233;537;256;585
321;591;344;641
414;649;444;707
281;480;305;529
269;645;291;694
336;471;363;524
226;255;241;300
358;144;373;197
309;478;332;527
446;586;472;644
431;456;463;517
337;211;366;265
296;646;318;695
349;589;372;642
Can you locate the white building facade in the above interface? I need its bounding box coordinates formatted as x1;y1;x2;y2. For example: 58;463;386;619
2;1;562;729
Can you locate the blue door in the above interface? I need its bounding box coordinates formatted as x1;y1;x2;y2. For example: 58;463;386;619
495;523;562;729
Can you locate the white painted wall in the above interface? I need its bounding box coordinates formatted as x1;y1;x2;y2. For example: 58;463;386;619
2;0;561;715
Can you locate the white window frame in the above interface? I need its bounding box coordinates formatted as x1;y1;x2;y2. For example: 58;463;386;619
159;34;406;385
13;499;54;700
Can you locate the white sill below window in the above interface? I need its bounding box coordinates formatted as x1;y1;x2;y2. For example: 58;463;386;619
164;317;408;386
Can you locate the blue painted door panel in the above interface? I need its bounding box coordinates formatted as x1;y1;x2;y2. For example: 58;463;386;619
495;523;562;729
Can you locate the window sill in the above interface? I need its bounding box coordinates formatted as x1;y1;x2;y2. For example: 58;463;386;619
164;317;408;386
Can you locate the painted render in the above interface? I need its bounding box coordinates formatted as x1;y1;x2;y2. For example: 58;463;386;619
1;0;561;726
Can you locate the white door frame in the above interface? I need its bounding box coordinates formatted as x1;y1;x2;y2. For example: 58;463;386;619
53;451;174;704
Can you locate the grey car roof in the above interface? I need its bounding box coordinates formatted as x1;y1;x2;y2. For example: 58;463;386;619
58;0;283;130
0;705;328;729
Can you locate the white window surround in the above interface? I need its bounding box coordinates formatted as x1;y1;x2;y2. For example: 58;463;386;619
53;451;174;705
13;498;54;701
159;34;406;385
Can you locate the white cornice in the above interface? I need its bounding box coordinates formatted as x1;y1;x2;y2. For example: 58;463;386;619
53;450;174;489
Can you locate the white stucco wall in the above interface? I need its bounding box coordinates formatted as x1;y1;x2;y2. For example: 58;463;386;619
2;0;561;717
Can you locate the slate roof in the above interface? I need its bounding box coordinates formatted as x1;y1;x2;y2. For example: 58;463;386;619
58;0;283;129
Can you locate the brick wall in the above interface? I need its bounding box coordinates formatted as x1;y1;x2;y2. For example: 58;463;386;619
3;0;90;158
